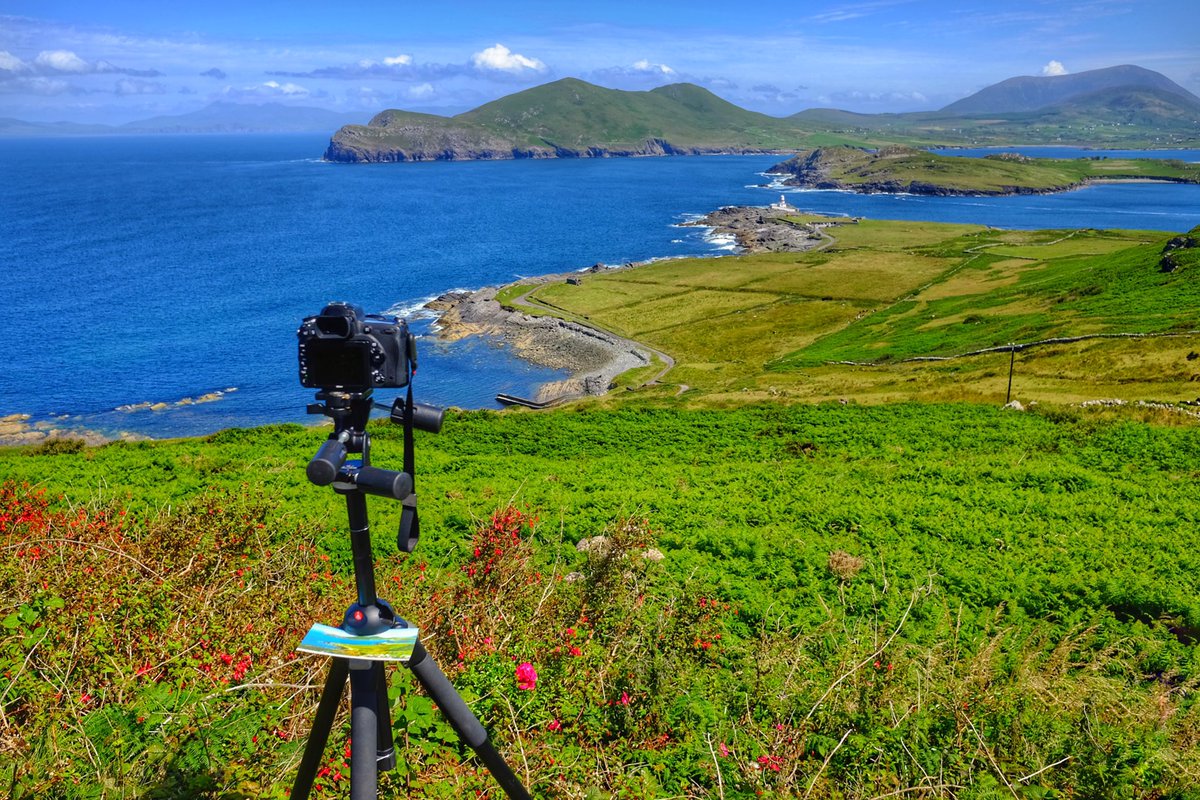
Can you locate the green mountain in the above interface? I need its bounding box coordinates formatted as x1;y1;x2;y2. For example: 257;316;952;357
326;66;1200;163
791;67;1200;148
324;78;816;162
941;64;1198;114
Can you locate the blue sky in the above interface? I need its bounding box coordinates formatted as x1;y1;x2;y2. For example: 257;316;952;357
1;0;1196;124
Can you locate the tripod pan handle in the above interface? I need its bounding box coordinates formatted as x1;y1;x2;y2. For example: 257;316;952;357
354;466;413;500
307;438;348;486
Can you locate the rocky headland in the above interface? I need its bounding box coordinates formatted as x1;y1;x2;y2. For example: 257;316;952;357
326;132;784;164
766;145;1200;196
321;78;806;164
766;146;1077;196
683;205;832;252
426;205;831;404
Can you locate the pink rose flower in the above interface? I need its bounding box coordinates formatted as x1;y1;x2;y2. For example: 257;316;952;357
515;661;538;690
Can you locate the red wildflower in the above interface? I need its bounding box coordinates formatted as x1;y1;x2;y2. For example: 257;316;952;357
515;662;537;691
757;754;785;772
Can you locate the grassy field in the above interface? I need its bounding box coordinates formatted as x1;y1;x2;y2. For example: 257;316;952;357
509;218;1200;409
3;403;1200;798
771;147;1200;194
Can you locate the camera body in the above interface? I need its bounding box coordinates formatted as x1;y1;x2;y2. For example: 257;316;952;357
298;303;413;391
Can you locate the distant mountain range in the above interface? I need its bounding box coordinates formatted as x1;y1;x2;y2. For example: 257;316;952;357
0;102;366;136
940;64;1197;114
325;65;1200;162
4;65;1196;152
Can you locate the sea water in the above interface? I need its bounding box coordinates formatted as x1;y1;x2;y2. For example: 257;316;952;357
1;135;1197;439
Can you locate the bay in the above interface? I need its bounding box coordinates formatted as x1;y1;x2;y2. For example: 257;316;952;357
1;134;1197;440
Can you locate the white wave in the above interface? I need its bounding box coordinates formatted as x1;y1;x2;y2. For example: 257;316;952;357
383;294;448;320
706;233;740;252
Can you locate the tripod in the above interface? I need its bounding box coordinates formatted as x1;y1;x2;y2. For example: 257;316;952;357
290;389;532;800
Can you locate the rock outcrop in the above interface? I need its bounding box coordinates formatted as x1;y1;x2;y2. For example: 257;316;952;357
685;206;826;253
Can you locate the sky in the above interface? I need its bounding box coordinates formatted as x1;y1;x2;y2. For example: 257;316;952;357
1;0;1196;125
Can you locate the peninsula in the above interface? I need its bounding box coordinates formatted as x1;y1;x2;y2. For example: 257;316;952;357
324;79;807;163
322;65;1200;163
766;145;1200;196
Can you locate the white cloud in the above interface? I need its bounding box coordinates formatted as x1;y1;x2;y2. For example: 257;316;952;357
407;82;435;99
35;50;90;73
471;43;546;74
0;50;30;72
1042;60;1068;76
0;76;75;95
0;49;162;81
226;80;312;100
264;80;310;96
825;88;929;108
632;59;675;76
114;78;168;96
383;55;413;66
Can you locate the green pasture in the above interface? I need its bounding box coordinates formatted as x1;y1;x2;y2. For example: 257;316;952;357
775;147;1200;194
3;403;1200;797
515;219;1200;406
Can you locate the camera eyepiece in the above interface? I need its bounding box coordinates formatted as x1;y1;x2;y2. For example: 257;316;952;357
298;302;412;391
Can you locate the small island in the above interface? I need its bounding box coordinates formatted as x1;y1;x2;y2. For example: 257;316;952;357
766;145;1200;196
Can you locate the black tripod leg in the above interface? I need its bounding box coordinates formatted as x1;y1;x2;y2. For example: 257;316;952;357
374;661;397;771
291;658;350;800
407;641;533;800
349;661;379;800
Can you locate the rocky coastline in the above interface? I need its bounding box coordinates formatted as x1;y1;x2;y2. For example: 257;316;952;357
425;205;828;404
427;281;653;404
325;134;787;164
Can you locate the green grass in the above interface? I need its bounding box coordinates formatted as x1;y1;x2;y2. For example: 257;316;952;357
773;146;1200;194
518;219;1200;406
788;229;1197;368
4;404;1200;797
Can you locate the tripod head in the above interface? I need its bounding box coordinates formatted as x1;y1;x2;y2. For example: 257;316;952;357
299;302;445;550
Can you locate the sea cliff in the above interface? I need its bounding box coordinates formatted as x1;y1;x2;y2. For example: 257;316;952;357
324;131;784;163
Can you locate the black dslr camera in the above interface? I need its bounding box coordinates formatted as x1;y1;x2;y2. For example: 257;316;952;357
298;302;414;391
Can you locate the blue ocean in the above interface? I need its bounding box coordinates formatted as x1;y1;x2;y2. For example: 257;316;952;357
1;135;1197;440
